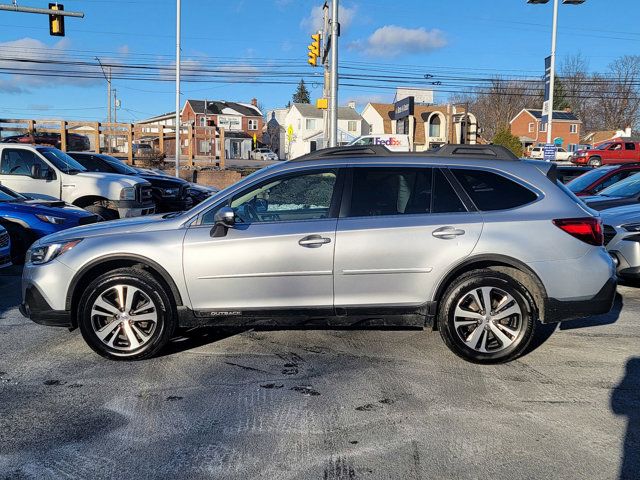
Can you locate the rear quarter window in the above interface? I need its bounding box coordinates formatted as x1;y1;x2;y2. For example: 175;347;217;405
452;168;538;211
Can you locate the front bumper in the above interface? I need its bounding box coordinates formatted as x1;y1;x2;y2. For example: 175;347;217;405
606;230;640;279
113;200;156;218
572;156;588;165
20;284;71;327
545;277;617;323
156;196;193;213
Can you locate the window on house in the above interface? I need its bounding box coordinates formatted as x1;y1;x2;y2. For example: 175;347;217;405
429;116;441;137
199;117;206;127
248;119;258;130
348;121;357;132
528;123;534;133
539;122;547;132
570;124;578;134
306;119;316;130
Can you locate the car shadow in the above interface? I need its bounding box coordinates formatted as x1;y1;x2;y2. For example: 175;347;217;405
0;265;23;318
611;357;640;480
158;327;245;357
559;293;623;330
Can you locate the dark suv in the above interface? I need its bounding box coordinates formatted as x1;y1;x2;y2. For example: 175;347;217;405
69;152;193;213
1;132;91;151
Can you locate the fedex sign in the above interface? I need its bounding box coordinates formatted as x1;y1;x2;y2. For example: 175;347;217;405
373;137;402;146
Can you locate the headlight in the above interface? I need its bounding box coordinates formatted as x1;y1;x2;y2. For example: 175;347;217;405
35;214;65;225
622;223;640;232
161;187;180;197
120;187;136;200
27;239;82;265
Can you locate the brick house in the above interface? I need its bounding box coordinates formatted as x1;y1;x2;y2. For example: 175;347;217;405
510;108;582;151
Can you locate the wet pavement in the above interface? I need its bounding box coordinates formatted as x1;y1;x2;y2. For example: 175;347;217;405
0;265;638;479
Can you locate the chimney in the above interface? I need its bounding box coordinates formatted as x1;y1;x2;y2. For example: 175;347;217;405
625;126;632;137
251;98;258;107
348;101;356;109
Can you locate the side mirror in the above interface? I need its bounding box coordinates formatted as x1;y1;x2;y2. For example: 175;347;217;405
210;206;235;238
30;164;42;179
45;169;56;181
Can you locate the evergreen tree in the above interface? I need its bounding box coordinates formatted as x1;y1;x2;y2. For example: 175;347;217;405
292;79;311;104
493;125;524;158
553;78;570;111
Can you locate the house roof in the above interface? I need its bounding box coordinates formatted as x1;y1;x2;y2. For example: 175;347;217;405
293;103;362;121
367;103;395;134
187;99;263;117
513;108;581;122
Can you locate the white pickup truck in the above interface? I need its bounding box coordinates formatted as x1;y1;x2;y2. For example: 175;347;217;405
0;145;155;220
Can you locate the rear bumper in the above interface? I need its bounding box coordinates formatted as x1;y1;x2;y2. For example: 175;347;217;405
544;276;617;323
20;284;71;327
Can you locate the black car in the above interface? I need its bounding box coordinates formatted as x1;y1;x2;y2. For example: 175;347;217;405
68;152;193;213
135;167;219;206
554;165;593;184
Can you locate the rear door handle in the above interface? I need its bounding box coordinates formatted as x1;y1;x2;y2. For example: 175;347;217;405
299;235;332;248
432;226;466;239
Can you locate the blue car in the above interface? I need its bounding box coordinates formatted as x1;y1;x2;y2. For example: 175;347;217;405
0;225;11;269
0;183;98;263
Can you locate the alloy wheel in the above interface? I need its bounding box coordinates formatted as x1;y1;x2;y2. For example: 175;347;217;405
453;286;523;354
90;284;158;352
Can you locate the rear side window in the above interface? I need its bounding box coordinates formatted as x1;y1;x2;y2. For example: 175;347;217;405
432;169;467;213
349;168;432;217
452;169;537;211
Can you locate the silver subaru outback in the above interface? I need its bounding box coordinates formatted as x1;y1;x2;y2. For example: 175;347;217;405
20;145;616;363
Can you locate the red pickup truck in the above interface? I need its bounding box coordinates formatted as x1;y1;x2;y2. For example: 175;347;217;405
572;140;640;167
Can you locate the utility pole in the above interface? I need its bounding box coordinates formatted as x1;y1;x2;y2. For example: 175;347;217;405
113;89;118;123
328;0;339;147
95;57;111;153
322;2;330;148
175;0;181;177
546;0;559;146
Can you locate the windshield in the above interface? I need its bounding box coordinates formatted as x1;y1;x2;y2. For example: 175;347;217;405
37;147;86;173
0;184;25;202
599;173;640;197
100;155;138;175
566;167;615;192
596;142;612;150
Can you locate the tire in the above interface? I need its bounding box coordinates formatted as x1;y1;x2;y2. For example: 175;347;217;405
438;269;537;364
3;223;33;264
78;268;177;360
84;203;119;221
588;157;602;167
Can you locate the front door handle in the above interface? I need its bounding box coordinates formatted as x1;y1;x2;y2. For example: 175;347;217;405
432;226;466;240
299;235;332;248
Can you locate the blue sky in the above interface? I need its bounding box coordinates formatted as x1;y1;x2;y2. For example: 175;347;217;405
0;0;638;123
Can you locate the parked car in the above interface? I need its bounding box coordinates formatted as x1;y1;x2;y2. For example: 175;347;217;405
20;144;615;363
553;165;592;184
566;164;640;197
0;145;155;220
0;225;11;269
68;152;192;213
601;204;640;280
572;140;640;167
529;146;571;161
133;167;218;206
1;131;91;151
583;173;640;211
0;183;98;262
251;148;278;161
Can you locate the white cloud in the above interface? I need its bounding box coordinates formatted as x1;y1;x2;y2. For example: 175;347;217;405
0;37;101;93
117;44;130;55
350;26;446;57
301;4;357;32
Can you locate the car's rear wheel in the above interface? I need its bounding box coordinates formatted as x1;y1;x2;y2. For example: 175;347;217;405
78;268;176;360
438;269;537;364
588;157;602;167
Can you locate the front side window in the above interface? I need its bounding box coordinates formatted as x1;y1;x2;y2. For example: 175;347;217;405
203;170;338;224
452;168;538;211
1;149;51;177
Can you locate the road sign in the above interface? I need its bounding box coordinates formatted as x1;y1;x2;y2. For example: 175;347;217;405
542;56;552;123
554;137;563;146
543;143;557;162
287;125;294;143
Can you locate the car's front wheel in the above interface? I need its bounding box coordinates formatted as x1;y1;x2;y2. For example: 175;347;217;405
438;269;537;364
78;268;176;360
588;157;602;167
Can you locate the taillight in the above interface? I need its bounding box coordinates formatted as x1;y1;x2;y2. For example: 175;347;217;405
553;217;603;246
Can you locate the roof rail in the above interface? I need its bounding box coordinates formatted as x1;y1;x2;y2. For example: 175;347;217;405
291;144;519;162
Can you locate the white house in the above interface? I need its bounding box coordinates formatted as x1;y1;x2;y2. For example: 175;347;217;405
283;103;364;159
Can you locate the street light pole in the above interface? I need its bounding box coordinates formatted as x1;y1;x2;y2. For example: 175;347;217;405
175;0;181;178
328;0;339;147
95;57;111;153
547;0;559;146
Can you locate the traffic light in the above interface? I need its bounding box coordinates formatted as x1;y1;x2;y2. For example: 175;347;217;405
308;33;321;67
49;3;65;37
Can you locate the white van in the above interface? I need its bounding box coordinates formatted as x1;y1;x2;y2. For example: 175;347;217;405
349;134;411;152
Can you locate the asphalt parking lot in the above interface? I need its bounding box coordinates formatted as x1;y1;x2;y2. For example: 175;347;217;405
0;265;638;480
